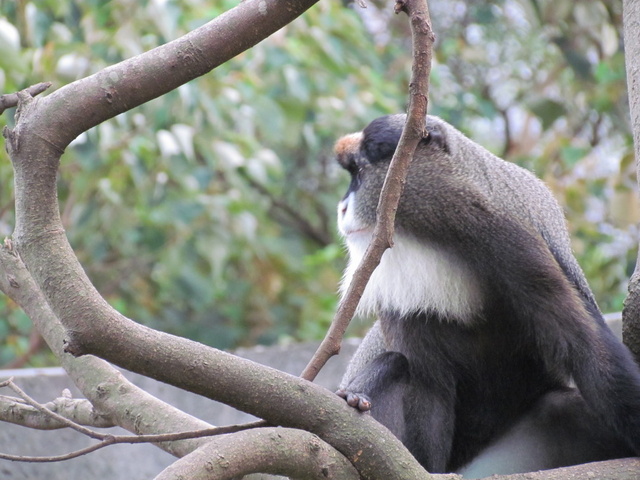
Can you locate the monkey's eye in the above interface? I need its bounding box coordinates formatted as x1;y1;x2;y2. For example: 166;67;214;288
345;160;364;192
345;160;360;177
340;152;364;176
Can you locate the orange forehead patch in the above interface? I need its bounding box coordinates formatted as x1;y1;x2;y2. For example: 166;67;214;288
334;132;362;158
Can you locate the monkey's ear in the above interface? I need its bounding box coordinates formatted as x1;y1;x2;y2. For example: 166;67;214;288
423;125;448;153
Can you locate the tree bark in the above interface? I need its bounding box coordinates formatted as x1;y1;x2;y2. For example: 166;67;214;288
4;87;429;480
0;393;115;430
154;427;360;480
494;458;640;480
622;0;640;363
0;242;213;458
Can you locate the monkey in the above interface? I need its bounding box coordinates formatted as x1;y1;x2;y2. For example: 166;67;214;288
334;114;640;475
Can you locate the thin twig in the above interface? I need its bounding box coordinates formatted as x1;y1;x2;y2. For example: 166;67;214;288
0;392;115;430
0;82;52;115
0;378;268;462
6;378;104;439
0;439;116;463
300;0;434;381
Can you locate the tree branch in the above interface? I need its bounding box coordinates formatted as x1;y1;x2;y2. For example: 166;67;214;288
491;458;640;480
3;144;431;479
7;0;319;152
1;1;430;477
1;0;321;463
622;0;640;363
0;240;214;458
0;437;116;463
300;0;435;382
154;427;361;480
2;378;105;439
0;391;115;430
0;377;276;463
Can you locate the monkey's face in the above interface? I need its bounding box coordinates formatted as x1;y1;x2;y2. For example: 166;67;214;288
335;115;406;246
335;114;447;244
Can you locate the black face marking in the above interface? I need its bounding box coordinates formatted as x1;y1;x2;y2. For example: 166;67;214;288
345;165;362;196
344;155;360;176
361;115;450;163
337;150;363;196
362;115;405;164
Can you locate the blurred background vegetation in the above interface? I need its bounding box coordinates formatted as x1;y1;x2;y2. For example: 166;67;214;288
0;0;637;367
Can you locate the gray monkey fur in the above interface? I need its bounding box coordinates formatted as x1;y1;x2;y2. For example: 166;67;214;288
339;321;385;391
340;319;628;478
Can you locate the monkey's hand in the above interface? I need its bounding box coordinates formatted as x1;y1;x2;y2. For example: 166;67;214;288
336;389;372;411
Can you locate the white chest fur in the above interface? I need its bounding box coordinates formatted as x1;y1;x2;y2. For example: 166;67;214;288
340;231;483;322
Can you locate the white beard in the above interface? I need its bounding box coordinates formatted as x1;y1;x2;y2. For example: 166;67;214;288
338;193;483;322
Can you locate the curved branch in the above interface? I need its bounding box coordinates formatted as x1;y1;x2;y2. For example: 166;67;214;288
0;437;116;463
4;148;430;480
300;0;435;381
0;377;287;463
154;427;360;480
1;0;321;462
2;378;105;439
0;241;213;458
0;1;429;478
17;0;318;151
0;425;256;463
3;3;429;476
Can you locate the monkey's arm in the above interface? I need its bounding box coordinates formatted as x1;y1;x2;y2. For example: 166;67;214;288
337;335;457;472
338;320;386;391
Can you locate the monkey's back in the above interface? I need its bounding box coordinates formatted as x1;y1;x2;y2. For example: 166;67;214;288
424;116;600;315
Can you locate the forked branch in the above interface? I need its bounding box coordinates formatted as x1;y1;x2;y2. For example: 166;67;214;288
0;83;51;115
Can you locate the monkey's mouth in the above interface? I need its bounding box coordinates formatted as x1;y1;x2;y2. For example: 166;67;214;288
343;227;372;237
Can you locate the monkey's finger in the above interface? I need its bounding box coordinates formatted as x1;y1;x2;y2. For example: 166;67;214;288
344;392;372;411
357;396;372;411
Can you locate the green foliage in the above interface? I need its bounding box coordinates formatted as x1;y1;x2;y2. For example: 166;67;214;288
0;0;636;365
